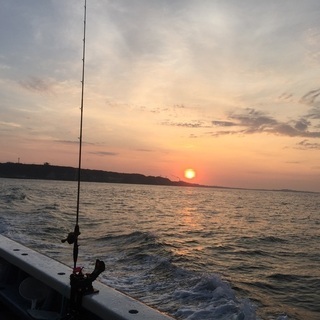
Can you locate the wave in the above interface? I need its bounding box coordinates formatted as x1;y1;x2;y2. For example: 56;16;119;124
101;231;163;248
258;236;287;243
247;274;320;315
267;273;305;282
1;190;27;204
239;235;288;246
95;231;257;320
172;275;256;320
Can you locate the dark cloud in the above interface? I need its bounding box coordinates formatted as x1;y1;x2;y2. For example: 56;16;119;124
300;88;320;105
296;139;320;150
272;123;308;137
212;108;320;138
163;104;320;138
306;106;320;119
211;120;236;127
229;108;278;133
294;118;310;131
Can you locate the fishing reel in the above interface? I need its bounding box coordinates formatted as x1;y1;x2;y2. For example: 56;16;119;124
68;258;105;319
62;225;105;319
70;259;105;293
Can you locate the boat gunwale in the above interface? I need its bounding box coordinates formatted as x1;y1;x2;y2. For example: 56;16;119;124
0;234;175;320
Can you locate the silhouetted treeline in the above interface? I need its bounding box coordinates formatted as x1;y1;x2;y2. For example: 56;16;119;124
0;162;201;187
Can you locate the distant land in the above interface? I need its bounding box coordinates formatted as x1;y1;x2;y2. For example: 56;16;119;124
0;162;205;188
0;162;317;193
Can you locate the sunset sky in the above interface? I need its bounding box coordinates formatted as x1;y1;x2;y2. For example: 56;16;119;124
1;1;320;192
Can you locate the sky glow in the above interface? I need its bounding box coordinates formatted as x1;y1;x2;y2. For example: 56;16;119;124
1;1;320;192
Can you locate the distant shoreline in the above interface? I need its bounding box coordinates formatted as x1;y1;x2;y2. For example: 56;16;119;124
0;162;317;194
0;162;204;188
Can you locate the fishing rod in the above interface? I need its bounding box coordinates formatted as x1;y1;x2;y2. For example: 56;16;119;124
61;1;105;318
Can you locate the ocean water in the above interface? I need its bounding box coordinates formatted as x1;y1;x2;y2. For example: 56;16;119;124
0;178;319;320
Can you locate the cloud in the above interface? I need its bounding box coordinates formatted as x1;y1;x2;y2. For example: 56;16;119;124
296;139;320;150
211;120;236;127
294;118;310;131
306;106;320;120
212;108;320;138
162;100;320;139
19;77;53;93
229;109;278;132
273;123;314;137
55;140;96;146
277;92;293;102
300;88;320;105
161;120;208;128
90;151;118;156
0;121;21;128
55;140;78;145
207;130;237;137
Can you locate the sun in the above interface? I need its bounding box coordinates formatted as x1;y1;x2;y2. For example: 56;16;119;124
184;168;196;180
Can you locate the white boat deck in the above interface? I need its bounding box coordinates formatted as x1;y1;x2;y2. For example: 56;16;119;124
0;234;175;320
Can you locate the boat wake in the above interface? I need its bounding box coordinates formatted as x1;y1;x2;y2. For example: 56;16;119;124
91;231;257;320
